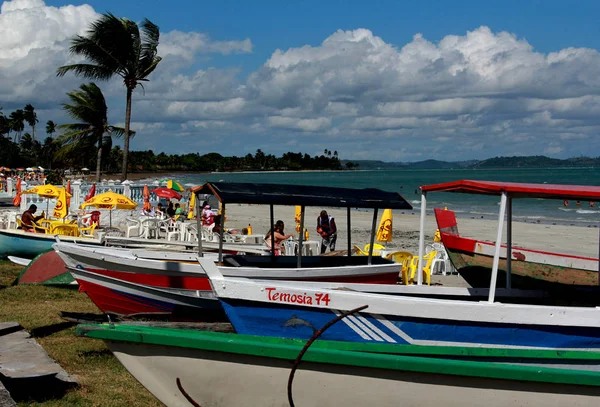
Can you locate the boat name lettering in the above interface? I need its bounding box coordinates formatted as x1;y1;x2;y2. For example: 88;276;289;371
265;288;330;306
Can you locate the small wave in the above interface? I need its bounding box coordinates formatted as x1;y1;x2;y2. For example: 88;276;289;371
470;211;497;216
524;216;546;219
410;200;421;204
576;209;599;214
558;207;575;212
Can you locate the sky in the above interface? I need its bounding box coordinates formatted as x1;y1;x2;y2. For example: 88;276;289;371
2;0;600;162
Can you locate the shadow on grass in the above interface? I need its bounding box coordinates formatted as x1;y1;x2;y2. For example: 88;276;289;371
79;349;113;358
1;373;78;403
30;321;76;339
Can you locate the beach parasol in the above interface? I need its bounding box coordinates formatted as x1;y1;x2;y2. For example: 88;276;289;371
12;178;22;207
376;208;393;244
85;183;96;202
26;167;33;172
187;191;196;219
143;185;151;211
52;186;68;219
22;184;72;214
166;180;184;192
294;205;302;233
151;187;182;200
80;190;138;227
81;167;90;171
16;168;24;172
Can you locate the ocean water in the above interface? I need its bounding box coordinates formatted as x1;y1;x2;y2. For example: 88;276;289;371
146;167;600;226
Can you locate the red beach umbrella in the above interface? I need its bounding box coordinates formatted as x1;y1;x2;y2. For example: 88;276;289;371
151;187;182;200
84;183;96;202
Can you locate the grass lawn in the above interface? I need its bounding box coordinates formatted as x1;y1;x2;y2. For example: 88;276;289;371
0;261;162;406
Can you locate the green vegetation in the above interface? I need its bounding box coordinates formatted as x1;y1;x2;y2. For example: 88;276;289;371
0;261;161;406
57;12;162;181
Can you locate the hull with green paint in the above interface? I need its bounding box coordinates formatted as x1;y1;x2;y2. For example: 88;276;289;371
78;323;600;407
16;249;75;285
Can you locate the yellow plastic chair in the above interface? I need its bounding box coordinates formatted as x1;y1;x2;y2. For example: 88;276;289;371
79;223;97;237
363;243;386;256
385;251;413;264
404;250;438;286
31;220;50;234
353;244;368;256
52;224;78;237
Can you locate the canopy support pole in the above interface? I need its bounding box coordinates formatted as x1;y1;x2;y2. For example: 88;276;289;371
270;204;275;257
347;207;352;257
298;206;305;268
196;193;203;257
368;208;378;265
218;203;225;264
417;191;427;285
488;192;507;303
506;196;512;289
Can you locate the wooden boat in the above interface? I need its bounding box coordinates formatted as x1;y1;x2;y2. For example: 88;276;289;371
55;242;402;319
0;228;102;259
434;207;600;292
201;257;600;349
419;180;600;296
78;322;600;407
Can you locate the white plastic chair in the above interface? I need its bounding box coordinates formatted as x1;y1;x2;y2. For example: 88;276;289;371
167;222;184;241
140;218;159;239
7;212;19;229
185;224;198;242
126;217;142;238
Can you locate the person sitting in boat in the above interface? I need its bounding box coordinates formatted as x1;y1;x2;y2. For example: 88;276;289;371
21;204;45;232
201;205;215;227
317;210;337;254
264;220;293;256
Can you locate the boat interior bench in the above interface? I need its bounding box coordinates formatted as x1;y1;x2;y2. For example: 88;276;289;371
222;254;394;268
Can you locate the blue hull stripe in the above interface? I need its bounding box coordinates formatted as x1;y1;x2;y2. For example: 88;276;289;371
221;299;600;349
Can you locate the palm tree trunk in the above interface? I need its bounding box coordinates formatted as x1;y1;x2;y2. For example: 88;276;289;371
32;124;35;141
121;87;133;180
96;135;102;183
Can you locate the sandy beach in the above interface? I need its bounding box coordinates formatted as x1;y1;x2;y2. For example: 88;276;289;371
222;204;599;259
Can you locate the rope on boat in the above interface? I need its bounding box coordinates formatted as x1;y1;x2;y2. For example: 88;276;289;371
287;304;369;407
176;377;202;407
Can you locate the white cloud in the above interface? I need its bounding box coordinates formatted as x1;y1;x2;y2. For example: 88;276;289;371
3;3;600;161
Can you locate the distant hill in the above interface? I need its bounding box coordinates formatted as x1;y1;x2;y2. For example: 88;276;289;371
343;156;600;170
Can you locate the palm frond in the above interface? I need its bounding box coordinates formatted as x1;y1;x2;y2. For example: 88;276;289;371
57;63;115;80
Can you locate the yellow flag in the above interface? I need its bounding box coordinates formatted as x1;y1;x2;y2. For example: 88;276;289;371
376;209;393;243
53;187;68;219
187;192;196;219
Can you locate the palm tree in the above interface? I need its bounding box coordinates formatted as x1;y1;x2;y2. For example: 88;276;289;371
9;110;25;142
56;12;162;180
0;112;9;137
23;104;38;141
57;83;126;182
46;120;56;138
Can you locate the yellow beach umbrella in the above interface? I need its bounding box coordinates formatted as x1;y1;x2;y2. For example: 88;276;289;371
376;209;393;243
81;190;138;228
294;205;302;233
52;186;68;219
23;184;72;199
187;192;196;219
22;184;72;215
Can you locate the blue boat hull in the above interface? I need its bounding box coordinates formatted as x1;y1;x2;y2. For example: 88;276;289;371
0;230;101;259
221;299;600;349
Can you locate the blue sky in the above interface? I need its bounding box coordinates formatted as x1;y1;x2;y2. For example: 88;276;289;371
3;0;600;161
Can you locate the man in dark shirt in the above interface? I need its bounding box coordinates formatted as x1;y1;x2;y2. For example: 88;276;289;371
21;204;45;231
317;210;337;254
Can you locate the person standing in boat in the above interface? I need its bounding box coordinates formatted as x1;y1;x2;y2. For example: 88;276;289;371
317;210;337;254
